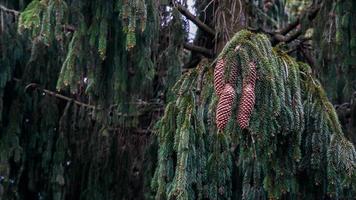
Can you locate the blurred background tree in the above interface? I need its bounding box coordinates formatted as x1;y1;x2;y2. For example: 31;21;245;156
0;0;355;199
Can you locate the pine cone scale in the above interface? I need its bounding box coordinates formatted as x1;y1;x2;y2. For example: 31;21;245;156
214;59;225;96
216;84;236;130
237;62;257;129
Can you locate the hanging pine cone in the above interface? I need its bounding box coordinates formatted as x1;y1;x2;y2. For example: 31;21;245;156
228;59;239;86
228;45;241;86
247;61;257;85
237;62;257;129
216;84;236;130
214;58;225;96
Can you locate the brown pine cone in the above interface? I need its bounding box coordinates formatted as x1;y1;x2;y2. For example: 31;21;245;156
237;84;255;129
228;44;241;86
216;84;236;130
214;58;225;96
247;61;257;85
228;59;239;86
237;62;257;129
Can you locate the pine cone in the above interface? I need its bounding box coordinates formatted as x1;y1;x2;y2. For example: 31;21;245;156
228;44;241;86
228;59;239;86
237;84;255;129
214;58;225;96
216;84;236;130
237;62;257;129
247;61;257;85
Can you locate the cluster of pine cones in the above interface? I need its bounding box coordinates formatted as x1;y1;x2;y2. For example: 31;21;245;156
214;46;257;130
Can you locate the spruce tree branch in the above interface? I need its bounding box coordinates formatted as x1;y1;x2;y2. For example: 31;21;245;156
0;5;20;16
14;79;98;109
271;4;320;45
286;37;312;54
300;46;316;68
183;43;213;57
285;27;303;43
12;78;163;117
278;19;300;35
183;56;202;69
247;27;275;36
175;3;216;36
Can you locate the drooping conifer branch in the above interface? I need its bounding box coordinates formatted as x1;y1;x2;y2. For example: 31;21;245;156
153;30;356;199
174;3;216;36
1;0;160;199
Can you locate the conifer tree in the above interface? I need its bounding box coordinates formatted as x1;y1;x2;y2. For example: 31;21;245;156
0;0;355;200
0;0;161;199
313;0;356;104
152;30;356;200
312;0;356;143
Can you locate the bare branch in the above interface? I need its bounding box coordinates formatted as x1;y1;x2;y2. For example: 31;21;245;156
285;27;303;43
183;56;202;69
13;78;163;117
300;46;316;68
278;19;300;35
13;78;98;109
271;4;321;45
0;5;20;16
183;43;213;57
247;27;275;36
286;37;312;54
175;3;216;36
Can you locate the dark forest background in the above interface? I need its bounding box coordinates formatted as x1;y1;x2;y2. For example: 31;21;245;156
0;0;355;199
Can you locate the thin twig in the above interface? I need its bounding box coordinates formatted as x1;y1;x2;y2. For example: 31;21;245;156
0;5;20;16
14;78;98;109
12;78;163;117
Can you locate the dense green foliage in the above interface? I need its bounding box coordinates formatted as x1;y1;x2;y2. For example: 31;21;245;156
0;0;355;199
152;31;355;199
313;0;356;103
0;0;160;199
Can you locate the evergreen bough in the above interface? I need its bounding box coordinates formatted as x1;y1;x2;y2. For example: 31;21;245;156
152;30;356;200
0;1;159;199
